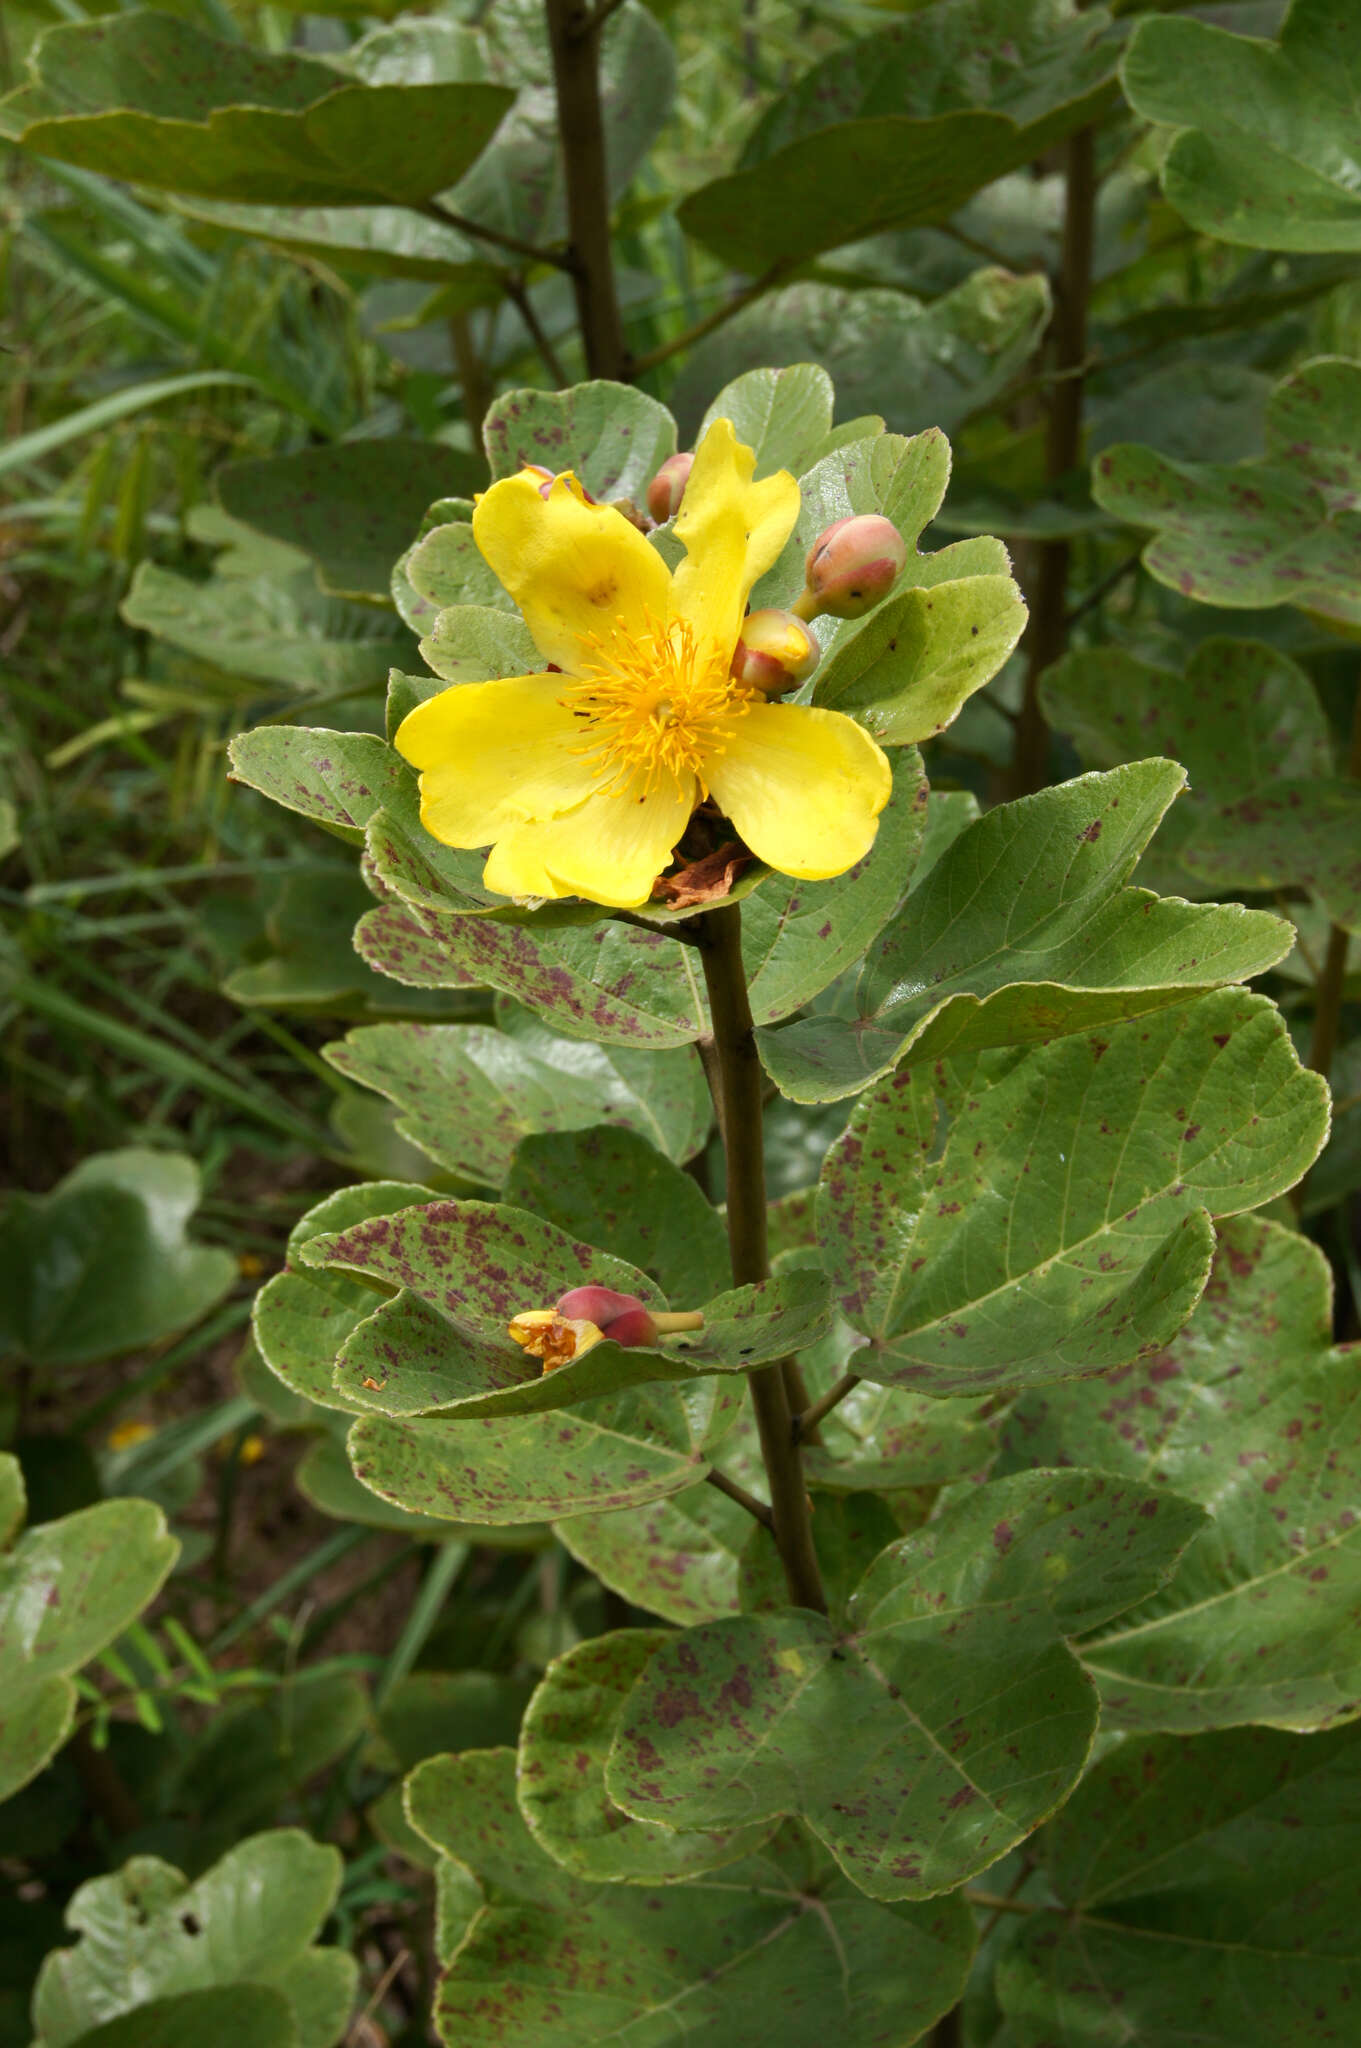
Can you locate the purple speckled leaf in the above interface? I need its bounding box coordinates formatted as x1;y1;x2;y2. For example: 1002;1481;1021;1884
504;1125;725;1299
483;382;676;501
1001;1214;1361;1732
605;1470;1204;1902
1182;780;1361;937
408;1749;974;2046
354;900;707;1047
815;988;1327;1396
999;1721;1361;2047
228;728;407;846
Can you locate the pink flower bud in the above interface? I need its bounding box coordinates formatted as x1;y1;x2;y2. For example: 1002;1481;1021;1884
802;514;906;619
555;1284;649;1330
731;608;820;697
646;452;693;524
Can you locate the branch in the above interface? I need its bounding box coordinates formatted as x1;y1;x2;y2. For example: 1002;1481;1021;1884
418;197;574;274
503;272;570;387
793;1371;861;1443
706;1466;774;1529
545;0;629;379
1306;672;1361;1085
629;265;789;379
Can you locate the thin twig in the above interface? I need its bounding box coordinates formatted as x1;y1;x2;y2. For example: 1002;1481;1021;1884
1306;673;1361;1085
419;196;574;274
793;1370;861;1443
706;1466;774;1528
612;907;704;946
503;272;570;387
629;264;790;378
963;1889;1040;1919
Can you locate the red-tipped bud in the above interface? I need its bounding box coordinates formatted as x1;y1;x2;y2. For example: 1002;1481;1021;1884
801;514;906;619
555;1285;653;1335
646;452;693;524
508;1291;704;1375
731;608;820;698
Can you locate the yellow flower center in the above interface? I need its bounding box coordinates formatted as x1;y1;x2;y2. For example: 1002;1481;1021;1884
558;614;751;796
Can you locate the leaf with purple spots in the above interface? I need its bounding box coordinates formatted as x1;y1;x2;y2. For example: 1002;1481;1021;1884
998;1720;1361;2046
604;1469;1204;1902
483;381;676;502
816;987;1327;1396
1000;1214;1361;1731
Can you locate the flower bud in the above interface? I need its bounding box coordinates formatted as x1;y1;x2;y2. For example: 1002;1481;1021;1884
555;1285;655;1337
646;452;693;524
799;514;906;619
731;608;820;698
508;1287;705;1375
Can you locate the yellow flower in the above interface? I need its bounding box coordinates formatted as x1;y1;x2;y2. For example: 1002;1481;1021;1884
395;418;893;910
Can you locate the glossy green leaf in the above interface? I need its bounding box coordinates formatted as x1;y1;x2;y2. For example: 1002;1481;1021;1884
504;1127;727;1301
810;572;1027;745
217;441;485;600
0;1149;235;1369
408;1748;974;2045
1000;1215;1361;1731
1041;636;1334;894
346;1372;741;1524
680;271;1051;441
678;0;1120;269
518;1631;774;1883
0;1492;177;1802
484;381;676;503
2;15;513;206
607;1470;1204;1900
31;1831;345;2048
1124;0;1361;254
326;1019;710;1183
59;1986;300;2048
815;989;1327;1396
354;901;708;1048
124;561;409;694
998;1722;1361;2046
1092;355;1361;623
760;761;1294;1104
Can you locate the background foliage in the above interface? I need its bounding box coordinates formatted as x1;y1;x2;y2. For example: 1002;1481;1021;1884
3;0;1360;2042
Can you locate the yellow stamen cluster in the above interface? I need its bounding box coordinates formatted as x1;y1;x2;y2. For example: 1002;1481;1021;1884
558;614;750;797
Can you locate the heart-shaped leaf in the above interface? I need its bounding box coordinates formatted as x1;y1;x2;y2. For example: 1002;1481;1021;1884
998;1722;1361;2047
816;989;1327;1396
606;1470;1204;1900
407;1748;975;2045
761;761;1293;1103
999;1215;1361;1732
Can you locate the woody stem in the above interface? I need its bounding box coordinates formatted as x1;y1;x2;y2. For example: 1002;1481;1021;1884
696;901;827;1614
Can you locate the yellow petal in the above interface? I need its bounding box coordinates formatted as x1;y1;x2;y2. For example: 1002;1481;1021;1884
508;1309;604;1373
394;674;602;847
472;470;672;673
703;703;892;880
486;772;697;910
669;418;801;660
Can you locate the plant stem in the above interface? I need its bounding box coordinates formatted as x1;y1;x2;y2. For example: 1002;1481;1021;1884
706;1466;774;1529
419;197;572;273
1010;124;1096;798
794;1370;861;1442
544;0;629;380
504;272;570;387
629;264;788;378
71;1725;141;1836
696;902;826;1614
1307;675;1361;1083
448;312;491;450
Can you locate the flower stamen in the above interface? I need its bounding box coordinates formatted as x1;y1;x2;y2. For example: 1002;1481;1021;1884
558;613;752;797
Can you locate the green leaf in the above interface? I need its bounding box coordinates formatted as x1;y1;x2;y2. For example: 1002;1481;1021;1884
998;1722;1361;2047
0;1149;235;1369
1181;782;1361;937
303;1196;827;1417
678;0;1120;269
410;601;537;689
1000;1215;1361;1732
810;572;1027;745
1041;636;1334;895
1124;0;1361;254
606;1470;1204;1901
0;1495;178;1801
295;1427;507;1540
1091;355;1361;623
679;271;1051;442
760;761;1294;1103
173;196;495;283
504;1127;727;1301
0;370;257;483
326;1020;710;1184
698;365;835;479
228;729;406;844
409;1749;974;2045
31;1830;343;2048
252;1181;433;1417
518;1630;774;1883
801;1331;995;1493
124;560;409;694
555;1482;753;1627
484;381;676;503
222;867;452;1014
740;748;927;1025
2;14;513;206
172;1671;369;1844
346;1374;741;1524
354;901;709;1047
217;441;485;600
377;1670;532;1772
0;1454;24;1550
61;1986;300;2048
815;989;1327;1396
